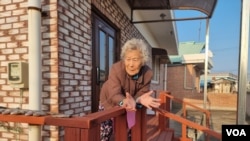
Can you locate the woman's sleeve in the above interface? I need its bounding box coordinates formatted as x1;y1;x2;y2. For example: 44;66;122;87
105;65;125;106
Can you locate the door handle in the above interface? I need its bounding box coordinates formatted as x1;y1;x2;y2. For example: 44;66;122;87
96;67;100;85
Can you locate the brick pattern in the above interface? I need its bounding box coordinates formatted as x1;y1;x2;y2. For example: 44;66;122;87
56;0;93;116
92;0;147;44
167;64;201;99
151;64;165;91
0;0;156;140
0;0;29;140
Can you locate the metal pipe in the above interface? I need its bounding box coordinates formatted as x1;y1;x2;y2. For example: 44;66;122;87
132;16;208;24
28;0;42;140
163;64;171;110
237;0;249;124
164;64;167;91
203;19;210;110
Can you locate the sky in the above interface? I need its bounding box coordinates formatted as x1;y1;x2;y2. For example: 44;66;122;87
174;0;242;76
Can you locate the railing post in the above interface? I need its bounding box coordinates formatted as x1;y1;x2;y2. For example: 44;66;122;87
141;107;147;141
159;91;171;129
64;127;81;141
131;107;147;141
64;125;100;141
114;112;128;141
182;103;187;140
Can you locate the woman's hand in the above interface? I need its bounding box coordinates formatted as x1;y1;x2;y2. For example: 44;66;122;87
137;90;161;109
121;92;137;111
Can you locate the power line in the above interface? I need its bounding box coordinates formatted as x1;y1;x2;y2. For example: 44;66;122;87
211;47;238;52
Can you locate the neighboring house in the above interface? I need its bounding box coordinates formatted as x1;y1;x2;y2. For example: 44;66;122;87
167;41;214;99
200;72;238;93
0;0;178;140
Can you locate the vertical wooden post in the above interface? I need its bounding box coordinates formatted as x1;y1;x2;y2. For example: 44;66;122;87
64;125;100;141
140;107;147;141
114;113;128;141
159;91;171;129
64;127;81;141
131;107;146;141
182;104;187;140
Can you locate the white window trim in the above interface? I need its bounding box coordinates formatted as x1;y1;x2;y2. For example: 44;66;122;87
151;55;160;84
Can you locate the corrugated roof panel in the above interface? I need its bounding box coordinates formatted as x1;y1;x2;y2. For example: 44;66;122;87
178;41;205;55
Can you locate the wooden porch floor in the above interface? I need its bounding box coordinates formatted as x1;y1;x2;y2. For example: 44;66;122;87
146;114;160;139
146;114;176;141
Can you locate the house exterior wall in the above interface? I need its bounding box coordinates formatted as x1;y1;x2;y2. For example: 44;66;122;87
167;64;200;100
200;73;238;93
213;82;231;93
0;0;31;139
209;80;236;94
151;64;167;94
0;0;164;140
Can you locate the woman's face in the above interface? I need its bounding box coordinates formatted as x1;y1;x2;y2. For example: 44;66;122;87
124;50;143;76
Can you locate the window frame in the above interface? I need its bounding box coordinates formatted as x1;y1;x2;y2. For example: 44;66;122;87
151;55;160;84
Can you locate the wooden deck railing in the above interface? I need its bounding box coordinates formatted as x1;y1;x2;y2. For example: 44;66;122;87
155;91;222;141
0;106;147;141
0;91;221;141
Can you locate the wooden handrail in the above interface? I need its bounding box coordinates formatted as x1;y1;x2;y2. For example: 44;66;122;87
154;107;221;140
0;107;126;128
159;91;211;128
0;90;221;141
157;91;221;141
46;106;126;128
160;92;211;121
0;106;146;141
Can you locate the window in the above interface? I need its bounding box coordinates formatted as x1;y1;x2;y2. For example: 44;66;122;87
151;55;160;83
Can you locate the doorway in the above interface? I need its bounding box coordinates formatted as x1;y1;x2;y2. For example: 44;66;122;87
91;12;118;112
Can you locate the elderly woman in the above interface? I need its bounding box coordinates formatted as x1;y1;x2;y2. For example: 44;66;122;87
99;38;161;141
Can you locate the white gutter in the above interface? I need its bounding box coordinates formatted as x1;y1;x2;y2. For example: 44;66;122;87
28;0;42;140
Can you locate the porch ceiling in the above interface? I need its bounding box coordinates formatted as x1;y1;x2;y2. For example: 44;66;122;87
115;0;217;56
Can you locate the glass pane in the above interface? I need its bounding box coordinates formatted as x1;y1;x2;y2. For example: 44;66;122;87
99;31;106;82
108;36;115;69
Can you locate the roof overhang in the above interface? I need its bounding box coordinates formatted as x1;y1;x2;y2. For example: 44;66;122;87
181;54;213;70
152;48;171;64
115;0;217;56
126;0;217;23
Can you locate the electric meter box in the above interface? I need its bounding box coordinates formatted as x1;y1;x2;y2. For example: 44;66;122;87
7;62;29;88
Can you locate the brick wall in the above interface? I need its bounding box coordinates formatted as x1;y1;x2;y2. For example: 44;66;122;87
167;64;200;99
0;0;30;140
56;0;92;115
92;0;147;44
151;64;165;91
0;0;155;140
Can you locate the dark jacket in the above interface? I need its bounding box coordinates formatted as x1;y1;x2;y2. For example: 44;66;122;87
100;61;153;110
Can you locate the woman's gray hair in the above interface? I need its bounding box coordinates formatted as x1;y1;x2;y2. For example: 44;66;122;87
120;38;149;65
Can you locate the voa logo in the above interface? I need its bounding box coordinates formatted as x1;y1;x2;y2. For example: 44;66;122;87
226;129;246;136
